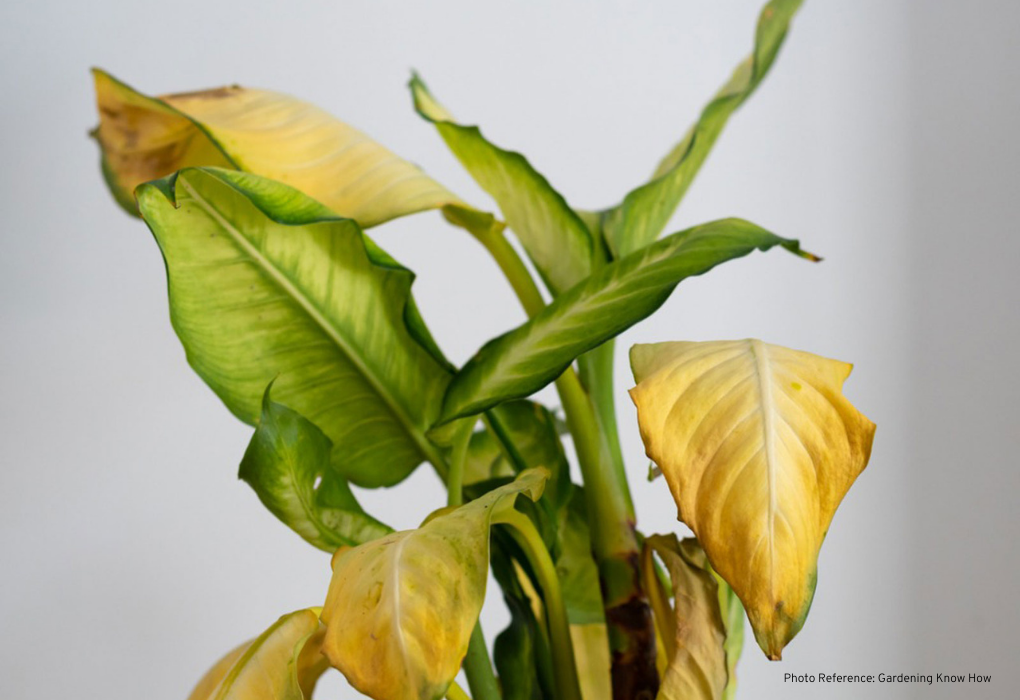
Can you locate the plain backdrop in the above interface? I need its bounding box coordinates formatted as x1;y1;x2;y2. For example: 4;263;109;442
1;1;1017;698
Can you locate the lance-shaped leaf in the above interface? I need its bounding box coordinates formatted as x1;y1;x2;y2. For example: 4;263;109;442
321;469;548;700
629;340;876;659
439;219;814;423
188;608;328;700
239;385;393;551
92;69;461;225
411;75;594;295
598;0;804;258
646;535;728;700
137;168;452;488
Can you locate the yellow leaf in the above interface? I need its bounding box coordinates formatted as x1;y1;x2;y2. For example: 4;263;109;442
91;69;462;227
629;340;875;659
321;470;547;700
646;535;728;700
569;623;611;700
187;608;328;700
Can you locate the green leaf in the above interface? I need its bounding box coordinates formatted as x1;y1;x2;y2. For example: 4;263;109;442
647;536;728;700
490;544;547;700
439;218;814;422
598;0;804;258
137;167;452;488
91;69;462;225
187;608;328;700
716;572;746;700
411;74;594;296
555;489;604;625
321;470;548;700
239;385;392;552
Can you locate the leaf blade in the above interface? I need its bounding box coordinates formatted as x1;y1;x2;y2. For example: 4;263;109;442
440;219;811;423
629;340;875;659
137;167;451;487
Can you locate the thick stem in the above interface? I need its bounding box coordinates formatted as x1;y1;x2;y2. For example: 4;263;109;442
577;339;627;481
495;509;583;700
462;625;501;700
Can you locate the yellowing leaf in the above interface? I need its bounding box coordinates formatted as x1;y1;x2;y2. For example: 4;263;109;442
92;69;460;225
629;340;875;659
187;608;328;700
320;470;548;700
569;623;612;700
646;535;728;700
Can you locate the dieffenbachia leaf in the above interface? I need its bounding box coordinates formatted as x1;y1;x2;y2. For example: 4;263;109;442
556;489;604;626
646;535;728;700
321;469;548;700
91;69;461;225
490;543;547;700
239;385;393;552
439;219;814;423
569;624;612;700
410;75;594;296
629;340;875;659
187;608;328;700
137;167;452;488
597;0;804;258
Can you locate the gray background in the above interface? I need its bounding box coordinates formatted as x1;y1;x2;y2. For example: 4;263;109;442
1;1;1016;698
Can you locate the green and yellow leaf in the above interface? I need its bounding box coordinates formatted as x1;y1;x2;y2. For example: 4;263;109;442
92;69;460;225
187;608;327;700
321;469;548;700
646;535;728;700
137;167;452;488
597;0;804;258
239;385;392;551
629;340;875;659
440;220;813;423
411;75;594;296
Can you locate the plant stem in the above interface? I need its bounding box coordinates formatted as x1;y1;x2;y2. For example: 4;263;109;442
447;419;475;507
475;226;659;698
495;508;583;700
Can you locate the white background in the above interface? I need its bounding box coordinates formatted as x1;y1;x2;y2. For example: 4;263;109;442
1;1;1017;698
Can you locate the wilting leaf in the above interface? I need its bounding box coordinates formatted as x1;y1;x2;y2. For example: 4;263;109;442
411;74;594;295
555;489;604;625
629;340;875;659
490;543;546;700
439;219;813;423
715;572;746;700
321;470;548;700
239;385;392;551
91;69;460;225
187;608;328;700
137;168;451;488
597;0;804;258
646;535;728;700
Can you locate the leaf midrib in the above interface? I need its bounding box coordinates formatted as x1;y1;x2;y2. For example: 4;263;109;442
748;339;778;601
179;177;442;471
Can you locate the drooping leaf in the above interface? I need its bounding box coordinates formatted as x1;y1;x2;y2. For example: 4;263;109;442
646;536;728;700
137;167;452;488
411;75;594;296
187;608;328;700
239;385;392;552
321;469;548;700
555;489;604;626
597;0;804;258
91;69;461;225
439;219;814;423
490;542;547;700
629;340;875;659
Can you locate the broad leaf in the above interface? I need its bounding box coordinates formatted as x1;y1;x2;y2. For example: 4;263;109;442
629;340;875;659
321;470;548;700
598;0;804;258
137;168;451;487
647;536;728;700
92;69;460;225
239;385;392;552
188;608;328;700
411;75;594;295
439;219;813;423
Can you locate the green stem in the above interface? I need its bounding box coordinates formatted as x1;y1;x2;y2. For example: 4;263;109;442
447;419;475;507
577;339;627;493
495;509;582;700
475;225;547;318
462;624;501;700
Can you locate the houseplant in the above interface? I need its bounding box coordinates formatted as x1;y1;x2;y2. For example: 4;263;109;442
89;1;875;698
